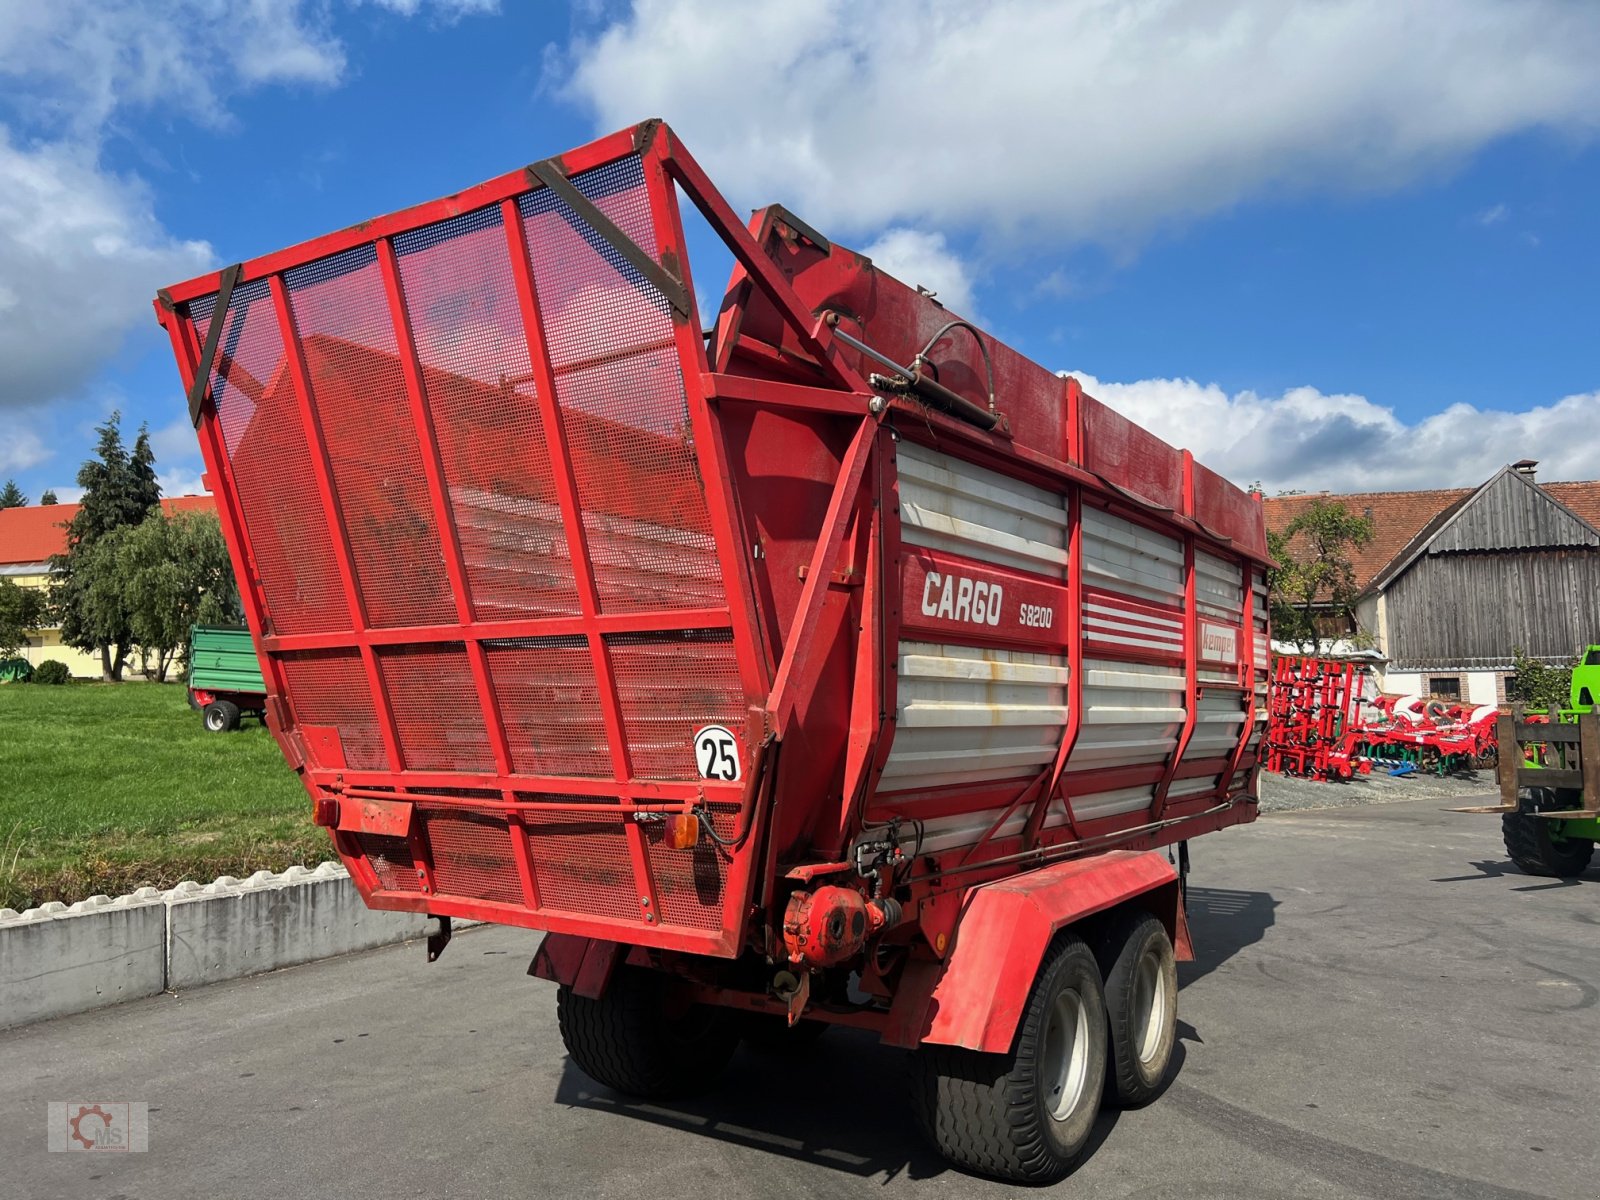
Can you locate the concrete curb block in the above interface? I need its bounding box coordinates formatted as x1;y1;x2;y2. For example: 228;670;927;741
1;865;435;1031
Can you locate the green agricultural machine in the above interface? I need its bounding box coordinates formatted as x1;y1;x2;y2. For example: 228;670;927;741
1459;646;1600;877
187;625;267;733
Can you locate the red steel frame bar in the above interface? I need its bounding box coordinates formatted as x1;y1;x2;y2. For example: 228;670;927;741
374;236;542;904
655;125;869;396
767;418;878;736
833;425;890;850
640;144;773;709
1216;566;1259;795
1152;452;1200;820
268;274;406;773
498;193;660;923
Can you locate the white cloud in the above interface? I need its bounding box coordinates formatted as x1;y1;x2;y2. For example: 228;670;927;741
0;426;50;473
859;228;979;318
148;416;202;466
0;131;213;411
563;1;1600;245
157;465;210;497
1065;370;1600;493
0;1;499;420
1476;203;1509;226
0;3;347;137
363;0;501;18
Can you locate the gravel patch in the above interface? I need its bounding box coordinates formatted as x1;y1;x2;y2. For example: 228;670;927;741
1258;765;1496;814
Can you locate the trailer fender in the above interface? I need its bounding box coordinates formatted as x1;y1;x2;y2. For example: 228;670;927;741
884;849;1190;1053
528;934;622;1000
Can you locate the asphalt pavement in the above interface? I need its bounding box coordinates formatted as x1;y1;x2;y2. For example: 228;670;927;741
3;795;1597;1199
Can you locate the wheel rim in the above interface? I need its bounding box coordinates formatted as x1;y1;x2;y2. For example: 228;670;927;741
1041;987;1089;1122
1132;948;1168;1065
206;711;224;730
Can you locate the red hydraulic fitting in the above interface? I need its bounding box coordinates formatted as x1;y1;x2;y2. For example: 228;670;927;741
781;886;903;968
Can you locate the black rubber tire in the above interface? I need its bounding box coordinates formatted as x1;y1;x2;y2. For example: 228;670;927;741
202;700;240;733
1502;788;1595;878
740;1013;830;1052
1094;911;1178;1107
910;934;1108;1184
186;687;201;711
556;967;739;1099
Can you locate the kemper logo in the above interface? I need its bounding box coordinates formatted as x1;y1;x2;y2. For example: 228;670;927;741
1200;622;1238;661
921;570;1003;628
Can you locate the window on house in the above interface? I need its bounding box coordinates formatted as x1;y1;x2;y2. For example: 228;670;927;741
1427;675;1462;700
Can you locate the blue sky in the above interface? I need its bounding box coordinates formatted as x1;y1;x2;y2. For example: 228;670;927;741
1;0;1597;503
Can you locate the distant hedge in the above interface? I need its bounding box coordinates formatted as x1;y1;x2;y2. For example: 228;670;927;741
32;660;72;685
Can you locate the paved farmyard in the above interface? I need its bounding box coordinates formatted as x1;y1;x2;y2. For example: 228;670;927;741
2;795;1594;1199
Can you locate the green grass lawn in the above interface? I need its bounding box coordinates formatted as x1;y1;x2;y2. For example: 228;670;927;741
0;681;326;911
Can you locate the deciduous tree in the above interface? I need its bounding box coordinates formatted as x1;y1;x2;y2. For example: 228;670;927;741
51;413;162;680
0;578;46;659
118;509;242;681
1267;498;1374;656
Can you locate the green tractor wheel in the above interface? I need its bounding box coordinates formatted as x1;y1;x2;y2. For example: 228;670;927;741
1502;788;1595;878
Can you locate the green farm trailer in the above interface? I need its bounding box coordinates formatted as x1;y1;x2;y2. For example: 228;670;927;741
1457;646;1600;877
187;625;267;733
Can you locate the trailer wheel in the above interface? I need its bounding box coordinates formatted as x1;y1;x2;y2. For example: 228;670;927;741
910;934;1107;1184
1095;912;1177;1107
1502;788;1595;878
202;700;240;733
556;967;739;1099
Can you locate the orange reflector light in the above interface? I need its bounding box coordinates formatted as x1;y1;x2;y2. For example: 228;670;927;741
665;813;699;849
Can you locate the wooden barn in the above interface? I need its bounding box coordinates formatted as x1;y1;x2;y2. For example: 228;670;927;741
1264;462;1600;706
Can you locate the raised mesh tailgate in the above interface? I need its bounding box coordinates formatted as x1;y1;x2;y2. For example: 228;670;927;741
167;142;762;954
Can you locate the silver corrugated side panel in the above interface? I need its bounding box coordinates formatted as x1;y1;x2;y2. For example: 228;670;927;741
886;444;1070;800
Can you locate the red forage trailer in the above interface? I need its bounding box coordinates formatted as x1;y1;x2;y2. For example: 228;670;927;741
154;120;1268;1183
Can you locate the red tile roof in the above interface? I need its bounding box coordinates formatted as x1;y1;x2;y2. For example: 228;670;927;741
0;496;215;566
1544;481;1600;533
1261;487;1468;592
1261;477;1600;593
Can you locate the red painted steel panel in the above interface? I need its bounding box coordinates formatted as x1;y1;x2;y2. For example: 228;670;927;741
886;850;1181;1052
1194;460;1268;559
1079;394;1185;513
899;547;1069;651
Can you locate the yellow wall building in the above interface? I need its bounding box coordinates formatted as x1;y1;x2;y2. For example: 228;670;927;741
0;497;217;678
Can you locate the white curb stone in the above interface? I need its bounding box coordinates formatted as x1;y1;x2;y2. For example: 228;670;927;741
0;892;168;1029
164;865;428;989
1;864;441;1030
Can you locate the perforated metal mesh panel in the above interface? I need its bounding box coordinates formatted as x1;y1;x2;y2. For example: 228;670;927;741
645;807;736;929
518;158;719;615
522;810;639;920
193;284;350;635
608;630;744;780
285;248;457;629
357;834;421;892
420;809;524;905
394;206;582;621
377;644;494;773
180;149;749;945
278;649;387;770
485;637;612;777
